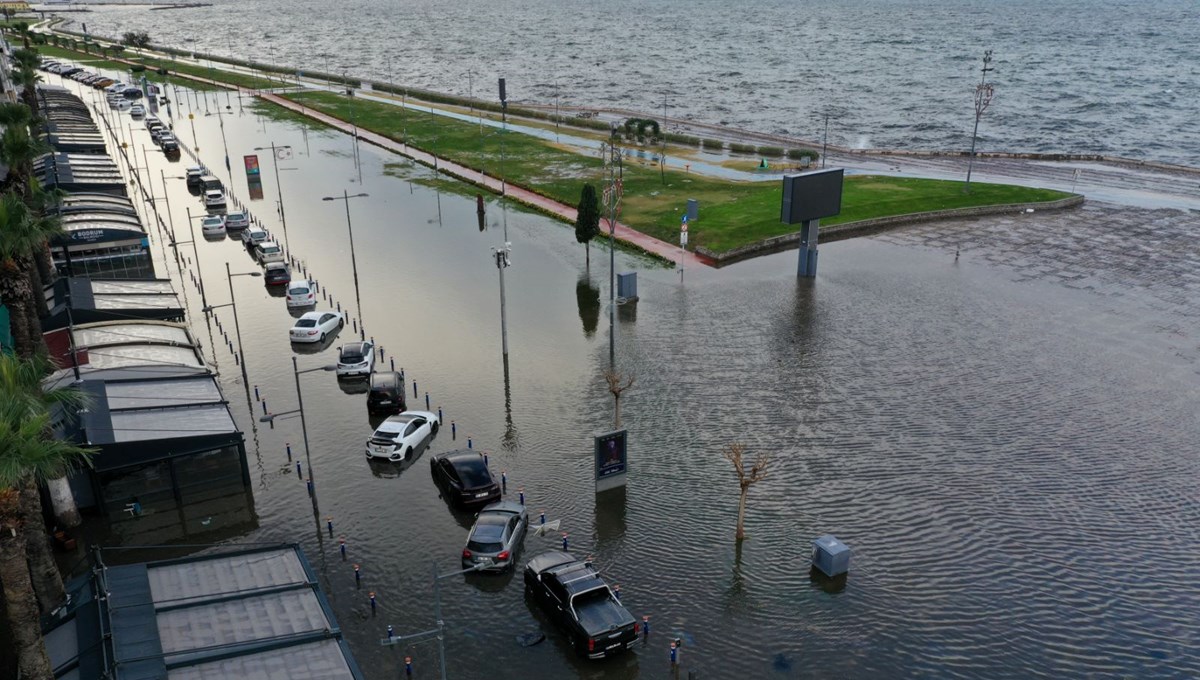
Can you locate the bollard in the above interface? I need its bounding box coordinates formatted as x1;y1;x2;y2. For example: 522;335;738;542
425;391;430;410
540;510;546;525
518;487;524;505
501;471;507;492
467;436;472;449
262;399;268;414
413;380;418;398
405;656;413;677
390;357;395;371
643;615;650;639
234;353;239;366
326;516;333;536
336;301;341;312
451;421;456;439
387;624;394;641
483;451;488;467
401;368;406;383
670;640;678;665
438;406;443;422
306;479;313;495
614;584;621;600
339;537;346;559
352;318;357;333
296;461;302;477
286;443;293;461
353;563;361;584
561;533;568;551
369;591;376;614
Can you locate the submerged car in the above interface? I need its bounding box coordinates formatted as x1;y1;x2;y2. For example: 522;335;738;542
289;310;343;343
263;261;291;286
524;552;639;659
224;211;250;229
285;279;316;308
255;241;284;264
241;226;269;246
366;371;406;414
430;449;500;508
203;190;226;208
365;411;441;462
200;215;225;235
462;501;528;572
336;341;375;377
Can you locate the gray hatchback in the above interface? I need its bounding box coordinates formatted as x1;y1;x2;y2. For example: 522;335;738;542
462;501;528;572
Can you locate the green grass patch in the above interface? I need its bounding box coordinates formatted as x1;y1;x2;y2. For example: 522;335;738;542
248;98;332;132
36;42;284;91
280;90;1071;254
36;44;220;91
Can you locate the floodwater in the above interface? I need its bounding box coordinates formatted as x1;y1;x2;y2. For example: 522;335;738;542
58;67;1200;679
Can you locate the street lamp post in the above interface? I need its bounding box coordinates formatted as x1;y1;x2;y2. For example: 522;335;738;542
379;562;488;680
322;191;368;339
207;106;233;182
254;142;293;250
179;206;209;311
492;243;511;358
259;359;337;515
202;262;261;386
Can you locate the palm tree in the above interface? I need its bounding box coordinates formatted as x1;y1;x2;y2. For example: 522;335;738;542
0;190;61;357
0;354;94;678
10;48;42;117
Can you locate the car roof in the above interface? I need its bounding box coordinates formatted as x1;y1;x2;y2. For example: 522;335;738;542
370;371;400;386
227;210;246;217
341;341;369;352
479;500;525;516
258;241;279;248
287;279;312;287
383;413;422;425
204;189;222;195
298;311;328;321
265;262;288;271
434;449;487;466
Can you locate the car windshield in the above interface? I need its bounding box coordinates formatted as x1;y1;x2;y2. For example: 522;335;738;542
467;521;506;553
296;319;316;328
263;246;279;253
455;459;493;487
289;286;309;295
340;349;363;362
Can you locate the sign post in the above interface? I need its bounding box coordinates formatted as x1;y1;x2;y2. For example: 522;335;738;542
594;429;628;493
679;219;688;283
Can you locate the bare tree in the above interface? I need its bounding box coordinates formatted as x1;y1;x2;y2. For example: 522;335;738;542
964;49;996;192
722;443;769;541
603;370;635;428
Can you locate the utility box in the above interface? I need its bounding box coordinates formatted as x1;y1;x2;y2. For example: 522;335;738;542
617;272;638;302
811;535;850;577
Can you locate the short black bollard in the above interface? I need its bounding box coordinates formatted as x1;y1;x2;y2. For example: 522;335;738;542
286;443;292;461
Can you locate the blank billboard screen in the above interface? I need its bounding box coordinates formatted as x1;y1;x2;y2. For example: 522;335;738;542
781;169;844;224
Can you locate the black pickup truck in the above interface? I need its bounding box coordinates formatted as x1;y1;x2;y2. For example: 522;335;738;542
523;551;639;660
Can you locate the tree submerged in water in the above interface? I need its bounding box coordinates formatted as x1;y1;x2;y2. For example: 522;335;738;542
723;442;769;541
575;183;601;269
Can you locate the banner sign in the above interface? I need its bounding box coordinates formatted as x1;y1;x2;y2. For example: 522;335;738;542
594;429;628;493
244;154;260;176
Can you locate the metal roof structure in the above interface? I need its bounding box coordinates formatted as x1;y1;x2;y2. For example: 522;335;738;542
35;152;128;195
56;192;138;217
44;320;211;387
43;278;184;329
44;545;366;680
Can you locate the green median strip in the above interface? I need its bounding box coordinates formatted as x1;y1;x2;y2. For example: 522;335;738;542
36;43;285;91
280;91;1071;253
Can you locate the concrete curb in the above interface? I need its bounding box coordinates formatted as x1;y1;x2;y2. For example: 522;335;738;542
695;195;1086;267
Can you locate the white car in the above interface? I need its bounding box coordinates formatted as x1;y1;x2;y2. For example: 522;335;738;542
255;241;284;264
130;104;146;119
289;310;343;344
200;215;226;235
364;411;441;462
224;211;250;229
336;341;375;377
286;279;316;307
203;190;226;208
241;227;268;245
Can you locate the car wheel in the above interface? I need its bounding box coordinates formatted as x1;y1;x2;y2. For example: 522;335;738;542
405;447;413;460
431;422;440;434
319;333;326;342
338;318;345;328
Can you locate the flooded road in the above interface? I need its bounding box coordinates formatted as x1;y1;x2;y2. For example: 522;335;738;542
62;69;1200;679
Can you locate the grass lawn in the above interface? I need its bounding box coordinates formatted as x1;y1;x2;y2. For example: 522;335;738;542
36;44;219;91
35;43;285;91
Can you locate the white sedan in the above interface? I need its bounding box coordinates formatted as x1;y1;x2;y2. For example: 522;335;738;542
224;211;250;229
365;411;441;462
285;280;316;307
336;341;375;377
200;215;225;235
289;310;343;344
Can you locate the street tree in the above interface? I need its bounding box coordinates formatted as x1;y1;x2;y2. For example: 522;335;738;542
603;369;635;428
722;442;769;541
121;31;152;48
575;183;601;269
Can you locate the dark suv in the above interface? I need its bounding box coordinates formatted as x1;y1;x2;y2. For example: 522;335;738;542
430;450;501;508
366;371;406;415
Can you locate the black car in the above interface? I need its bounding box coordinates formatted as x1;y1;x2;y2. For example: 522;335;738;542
162;138;180;153
367;371;406;415
430;450;501;508
524;551;639;660
263;262;291;286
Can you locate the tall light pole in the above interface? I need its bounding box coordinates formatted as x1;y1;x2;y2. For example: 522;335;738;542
254;142;293;250
965;49;995;192
207;106;233;181
259;359;338;516
498;77;507;197
822;113;830;169
601;135;624;369
179;207;209;312
379;562;487;680
203;262;261;386
322;191;368;339
492;243;511;358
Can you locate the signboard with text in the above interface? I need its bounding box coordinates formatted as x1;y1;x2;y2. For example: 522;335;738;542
594;429;628;493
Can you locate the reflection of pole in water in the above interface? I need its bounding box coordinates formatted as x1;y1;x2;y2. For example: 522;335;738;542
501;354;518;453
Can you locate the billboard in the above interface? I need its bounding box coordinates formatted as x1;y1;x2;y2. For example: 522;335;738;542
780;168;844;224
243;154;261;176
594;429;628;492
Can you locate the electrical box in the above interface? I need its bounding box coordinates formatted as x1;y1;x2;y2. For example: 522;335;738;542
617;272;638;302
811;534;850;577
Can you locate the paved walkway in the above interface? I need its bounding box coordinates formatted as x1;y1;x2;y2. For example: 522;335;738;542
256;92;711;267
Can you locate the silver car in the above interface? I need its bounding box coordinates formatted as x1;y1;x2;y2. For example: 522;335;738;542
462;501;528;572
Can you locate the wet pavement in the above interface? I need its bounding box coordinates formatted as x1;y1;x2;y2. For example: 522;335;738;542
49;62;1200;680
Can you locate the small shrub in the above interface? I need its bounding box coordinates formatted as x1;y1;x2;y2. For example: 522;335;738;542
701;138;724;151
787;148;820;162
729;142;756;155
757;145;784;157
